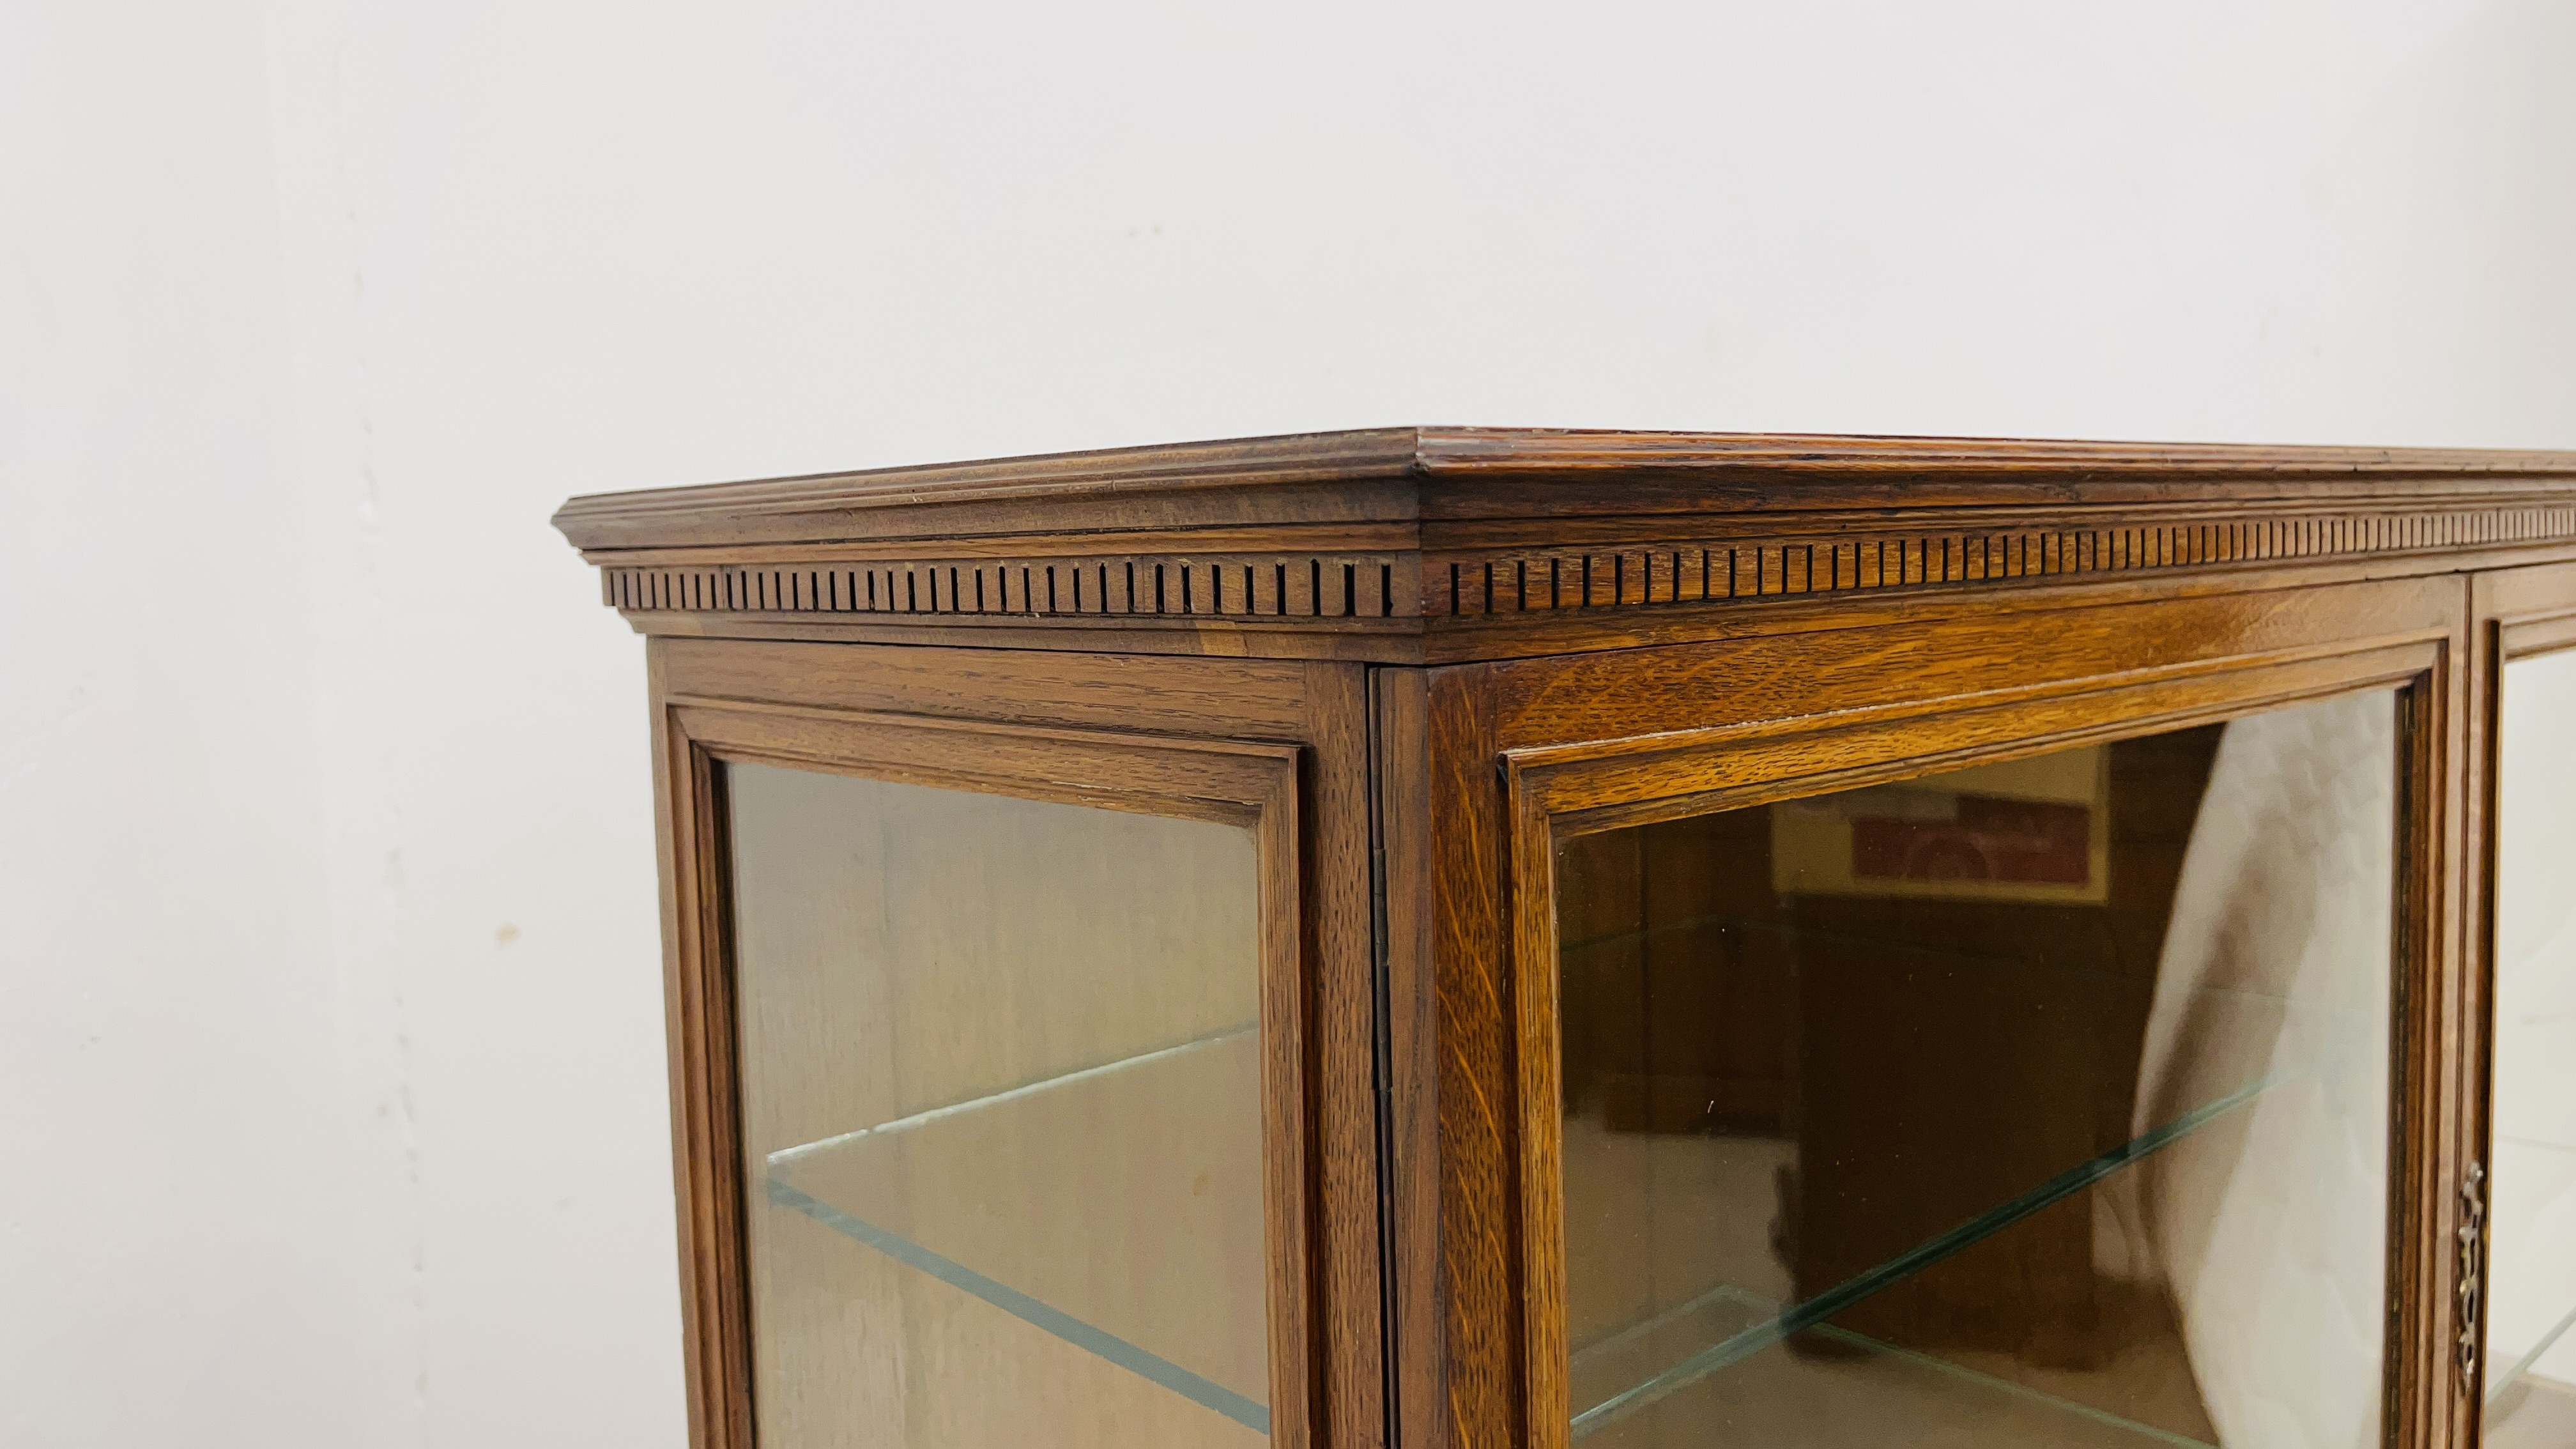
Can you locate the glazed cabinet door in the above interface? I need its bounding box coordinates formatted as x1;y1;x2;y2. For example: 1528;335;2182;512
1540;700;2401;1449
2471;564;2576;1446
1402;575;2479;1449
644;640;1385;1449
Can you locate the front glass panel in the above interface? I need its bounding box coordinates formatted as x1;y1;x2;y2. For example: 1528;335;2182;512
2485;650;2576;1446
1556;689;2398;1449
727;762;1270;1446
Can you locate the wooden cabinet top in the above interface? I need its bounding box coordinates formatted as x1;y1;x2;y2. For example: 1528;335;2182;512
554;428;2576;663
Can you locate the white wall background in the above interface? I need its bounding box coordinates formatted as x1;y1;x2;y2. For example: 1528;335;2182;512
4;1;2573;1445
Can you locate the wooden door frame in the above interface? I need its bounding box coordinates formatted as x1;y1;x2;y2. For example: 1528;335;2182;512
1395;573;2480;1449
643;638;1383;1449
2460;561;2576;1436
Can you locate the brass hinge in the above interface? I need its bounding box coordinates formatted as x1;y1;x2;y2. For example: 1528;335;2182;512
2458;1161;2488;1383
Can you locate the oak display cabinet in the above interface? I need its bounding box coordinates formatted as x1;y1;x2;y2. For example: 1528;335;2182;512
554;430;2576;1449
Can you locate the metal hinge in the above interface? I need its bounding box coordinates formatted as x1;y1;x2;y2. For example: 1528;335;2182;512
2458;1161;2488;1383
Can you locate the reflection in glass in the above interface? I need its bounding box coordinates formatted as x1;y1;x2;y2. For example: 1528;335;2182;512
1556;691;2397;1448
2486;650;2576;1446
727;763;1269;1447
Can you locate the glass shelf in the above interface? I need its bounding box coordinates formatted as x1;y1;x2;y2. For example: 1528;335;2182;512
762;1023;1269;1434
1574;1282;2216;1449
1564;1075;2305;1448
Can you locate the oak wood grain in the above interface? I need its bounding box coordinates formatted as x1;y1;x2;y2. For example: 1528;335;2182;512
1423;666;1521;1449
1303;661;1389;1449
1372;670;1445;1449
560;430;2576;666
560;429;2576;553
647;638;755;1449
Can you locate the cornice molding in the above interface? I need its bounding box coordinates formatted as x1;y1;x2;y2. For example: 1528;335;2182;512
1430;498;2576;617
560;429;2576;659
602;550;1414;622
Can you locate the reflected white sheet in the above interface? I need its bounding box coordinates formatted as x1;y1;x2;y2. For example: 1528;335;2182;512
2117;695;2395;1449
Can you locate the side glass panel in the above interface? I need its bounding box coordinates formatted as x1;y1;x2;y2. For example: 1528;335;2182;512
2486;650;2576;1446
1556;689;2398;1449
726;762;1271;1446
